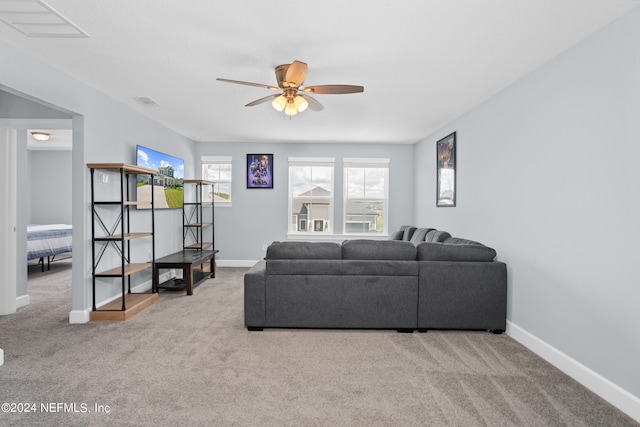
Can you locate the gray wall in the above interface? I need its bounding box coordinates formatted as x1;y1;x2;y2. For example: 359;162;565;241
414;8;640;397
29;150;72;224
195;142;415;261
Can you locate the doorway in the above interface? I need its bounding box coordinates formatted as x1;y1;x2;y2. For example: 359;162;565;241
0;88;76;318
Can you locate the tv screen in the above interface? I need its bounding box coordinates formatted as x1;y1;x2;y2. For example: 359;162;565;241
136;145;184;209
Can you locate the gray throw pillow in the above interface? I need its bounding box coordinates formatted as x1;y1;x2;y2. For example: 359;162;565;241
409;228;435;245
388;230;404;240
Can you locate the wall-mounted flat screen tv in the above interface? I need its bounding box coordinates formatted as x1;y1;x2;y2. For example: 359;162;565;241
136;145;184;209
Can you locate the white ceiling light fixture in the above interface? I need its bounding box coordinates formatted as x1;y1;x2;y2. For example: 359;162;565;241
31;131;51;141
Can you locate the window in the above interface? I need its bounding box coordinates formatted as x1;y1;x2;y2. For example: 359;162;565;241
343;158;389;235
288;157;335;234
201;156;232;206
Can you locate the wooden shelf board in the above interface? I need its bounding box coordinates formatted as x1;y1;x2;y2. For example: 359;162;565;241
90;293;158;321
184;242;213;249
94;232;152;241
95;262;152;277
87;163;157;175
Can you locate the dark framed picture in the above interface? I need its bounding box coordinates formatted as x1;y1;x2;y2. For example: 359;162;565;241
436;132;456;207
247;154;273;189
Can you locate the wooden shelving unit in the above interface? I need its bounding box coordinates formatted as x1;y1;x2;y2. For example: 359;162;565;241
87;163;158;321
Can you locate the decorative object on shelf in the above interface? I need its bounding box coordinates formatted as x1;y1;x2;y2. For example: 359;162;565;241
87;163;158;320
437;132;456;207
217;60;363;117
247;154;273;189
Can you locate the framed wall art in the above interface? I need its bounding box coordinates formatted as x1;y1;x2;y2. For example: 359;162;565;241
247;154;273;189
436;132;456;207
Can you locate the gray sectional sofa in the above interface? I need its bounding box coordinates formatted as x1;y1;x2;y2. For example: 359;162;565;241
244;227;507;333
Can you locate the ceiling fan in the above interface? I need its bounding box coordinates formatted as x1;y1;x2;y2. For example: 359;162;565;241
216;60;364;116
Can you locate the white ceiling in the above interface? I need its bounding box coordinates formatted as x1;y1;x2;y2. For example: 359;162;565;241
1;0;638;144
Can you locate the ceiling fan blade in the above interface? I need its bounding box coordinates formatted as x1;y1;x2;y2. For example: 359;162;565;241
285;60;308;87
302;84;364;94
245;94;279;107
300;94;323;111
216;78;279;91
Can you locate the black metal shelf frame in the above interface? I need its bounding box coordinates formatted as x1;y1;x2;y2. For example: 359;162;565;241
182;180;215;251
89;166;156;311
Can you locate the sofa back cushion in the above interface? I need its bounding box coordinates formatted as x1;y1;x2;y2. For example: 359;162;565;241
266;259;418;276
342;239;417;260
266;241;342;260
416;241;497;262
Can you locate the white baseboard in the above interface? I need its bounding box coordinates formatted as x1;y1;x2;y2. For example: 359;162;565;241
506;320;640;422
217;259;257;268
16;294;30;309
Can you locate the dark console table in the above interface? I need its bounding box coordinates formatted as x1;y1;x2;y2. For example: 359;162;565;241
154;250;218;295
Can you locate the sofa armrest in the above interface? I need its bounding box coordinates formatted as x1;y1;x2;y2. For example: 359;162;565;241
244;260;266;327
418;261;507;331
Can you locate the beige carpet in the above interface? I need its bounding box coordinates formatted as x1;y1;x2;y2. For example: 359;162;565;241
0;261;636;426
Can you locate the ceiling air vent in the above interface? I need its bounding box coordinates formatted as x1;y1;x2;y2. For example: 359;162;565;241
133;97;158;107
0;0;88;37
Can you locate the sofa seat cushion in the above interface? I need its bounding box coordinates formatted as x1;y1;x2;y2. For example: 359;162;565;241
342;239;417;260
416;242;497;262
266;241;342;259
266;259;418;276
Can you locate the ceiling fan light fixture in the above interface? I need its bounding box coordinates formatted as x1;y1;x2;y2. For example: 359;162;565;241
31;131;51;141
284;100;298;116
272;95;286;112
294;95;309;113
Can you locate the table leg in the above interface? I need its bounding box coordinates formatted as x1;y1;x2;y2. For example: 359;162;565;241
153;266;159;293
184;266;193;295
209;256;215;278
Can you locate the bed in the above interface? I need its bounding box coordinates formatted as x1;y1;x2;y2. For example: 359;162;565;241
27;224;73;271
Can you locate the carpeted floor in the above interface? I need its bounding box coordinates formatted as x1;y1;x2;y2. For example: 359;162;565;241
0;262;636;426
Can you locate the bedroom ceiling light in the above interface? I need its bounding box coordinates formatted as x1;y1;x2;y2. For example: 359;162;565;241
31;131;51;141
